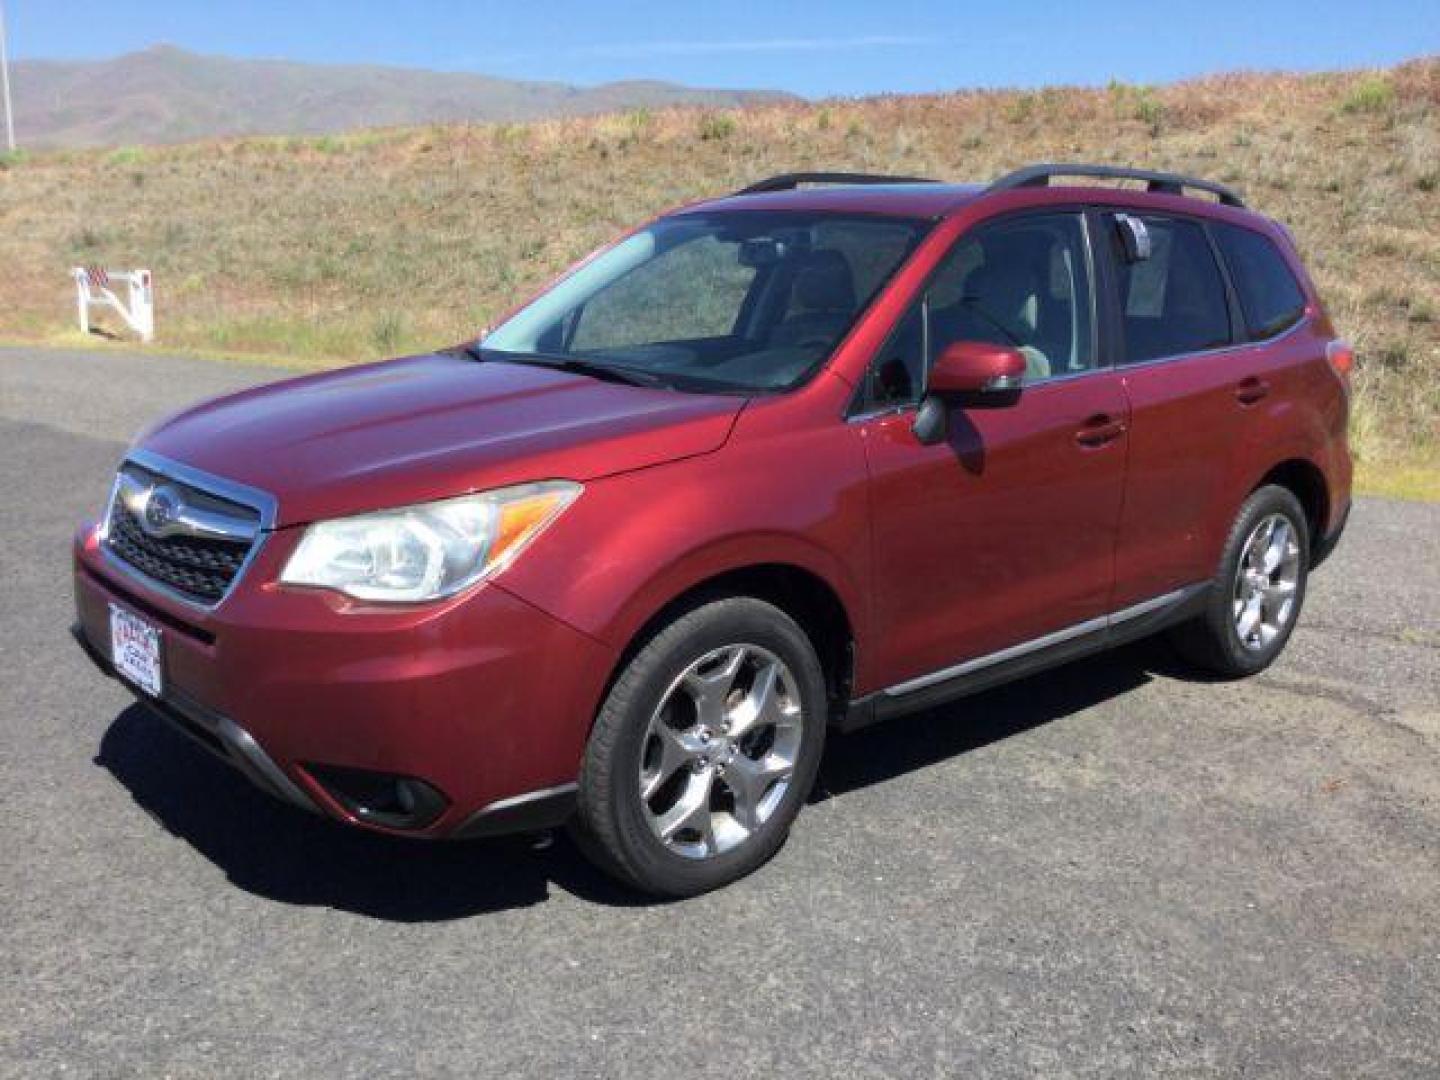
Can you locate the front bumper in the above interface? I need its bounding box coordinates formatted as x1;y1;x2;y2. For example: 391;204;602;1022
73;522;616;838
72;622;323;815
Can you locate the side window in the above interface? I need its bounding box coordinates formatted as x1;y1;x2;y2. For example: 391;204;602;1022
1213;223;1307;339
1111;216;1232;363
865;303;925;408
858;212;1095;410
930;213;1095;382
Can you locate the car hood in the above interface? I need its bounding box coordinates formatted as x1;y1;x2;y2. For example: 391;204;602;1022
137;352;746;527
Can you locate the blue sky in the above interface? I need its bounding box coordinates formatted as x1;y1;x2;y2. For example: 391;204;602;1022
7;0;1437;97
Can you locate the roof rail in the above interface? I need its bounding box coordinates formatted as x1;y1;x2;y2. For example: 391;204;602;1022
736;172;938;196
988;163;1246;208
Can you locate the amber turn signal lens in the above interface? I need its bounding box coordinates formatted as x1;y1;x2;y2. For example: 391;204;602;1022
490;489;579;570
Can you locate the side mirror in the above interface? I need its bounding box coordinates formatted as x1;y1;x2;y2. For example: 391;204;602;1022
929;341;1026;395
912;341;1026;446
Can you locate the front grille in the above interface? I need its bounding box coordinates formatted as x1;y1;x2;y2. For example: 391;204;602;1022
104;462;263;604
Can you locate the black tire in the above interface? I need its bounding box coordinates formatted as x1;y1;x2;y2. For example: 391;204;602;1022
573;598;827;897
1168;484;1311;677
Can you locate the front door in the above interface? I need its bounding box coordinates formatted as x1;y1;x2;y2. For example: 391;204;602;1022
855;210;1129;694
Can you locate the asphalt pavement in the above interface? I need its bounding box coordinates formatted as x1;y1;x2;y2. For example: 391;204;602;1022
2;346;1437;1078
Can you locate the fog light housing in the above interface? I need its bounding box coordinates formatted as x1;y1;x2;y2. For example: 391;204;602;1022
304;764;449;830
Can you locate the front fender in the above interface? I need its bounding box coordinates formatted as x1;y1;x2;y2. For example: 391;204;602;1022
497;405;873;681
592;528;868;661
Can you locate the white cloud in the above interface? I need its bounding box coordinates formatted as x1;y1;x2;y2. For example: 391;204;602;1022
484;35;934;65
569;36;933;59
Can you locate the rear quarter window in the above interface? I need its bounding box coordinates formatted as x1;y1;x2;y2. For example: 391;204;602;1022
1213;223;1308;339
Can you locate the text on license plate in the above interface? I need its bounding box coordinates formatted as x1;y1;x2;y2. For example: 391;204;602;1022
109;603;163;697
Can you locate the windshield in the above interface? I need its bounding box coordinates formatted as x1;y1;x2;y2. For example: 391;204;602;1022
480;212;929;393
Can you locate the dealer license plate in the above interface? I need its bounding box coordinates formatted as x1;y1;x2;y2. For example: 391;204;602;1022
110;603;163;697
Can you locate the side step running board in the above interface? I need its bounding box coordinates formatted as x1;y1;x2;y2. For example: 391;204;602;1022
837;583;1209;731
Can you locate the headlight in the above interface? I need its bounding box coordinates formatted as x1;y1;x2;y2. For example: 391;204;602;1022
280;481;580;602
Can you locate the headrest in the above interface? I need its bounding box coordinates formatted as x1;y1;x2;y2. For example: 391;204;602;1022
791;250;856;312
965;259;1039;333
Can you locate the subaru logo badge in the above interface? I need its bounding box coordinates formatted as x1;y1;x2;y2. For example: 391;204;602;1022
141;484;184;538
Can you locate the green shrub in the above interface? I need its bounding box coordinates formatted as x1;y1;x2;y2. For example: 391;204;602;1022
491;122;529;148
698;113;736;141
1107;80;1166;134
1133;93;1166;134
370;311;409;355
1005;93;1038;124
71;225;110;251
1339;77;1395;114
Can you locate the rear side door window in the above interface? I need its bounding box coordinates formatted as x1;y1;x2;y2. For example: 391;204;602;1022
1212;223;1307;339
1108;215;1233;364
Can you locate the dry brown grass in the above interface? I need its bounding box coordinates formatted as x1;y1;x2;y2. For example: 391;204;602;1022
1;59;1436;479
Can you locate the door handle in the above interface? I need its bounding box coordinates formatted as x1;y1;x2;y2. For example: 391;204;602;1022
1235;376;1270;406
1074;414;1127;448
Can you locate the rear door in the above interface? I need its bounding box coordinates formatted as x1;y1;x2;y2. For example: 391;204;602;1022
1101;211;1253;608
856;210;1130;692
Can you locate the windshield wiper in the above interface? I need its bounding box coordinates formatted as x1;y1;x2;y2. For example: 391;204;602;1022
441;339;487;363
490;353;668;389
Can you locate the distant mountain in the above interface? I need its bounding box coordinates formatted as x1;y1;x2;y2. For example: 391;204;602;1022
9;45;795;147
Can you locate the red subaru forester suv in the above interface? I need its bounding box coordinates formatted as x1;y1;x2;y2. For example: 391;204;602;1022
74;164;1352;896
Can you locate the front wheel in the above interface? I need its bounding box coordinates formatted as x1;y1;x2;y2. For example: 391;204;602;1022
1169;484;1310;677
573;598;827;897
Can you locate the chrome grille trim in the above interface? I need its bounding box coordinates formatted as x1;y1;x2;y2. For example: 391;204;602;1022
112;470;260;542
100;449;278;610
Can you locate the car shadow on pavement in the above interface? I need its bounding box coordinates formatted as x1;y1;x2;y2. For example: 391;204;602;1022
96;636;1167;921
95;705;647;921
812;636;1162;803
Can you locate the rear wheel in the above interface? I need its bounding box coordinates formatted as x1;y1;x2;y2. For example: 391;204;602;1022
1169;484;1310;677
574;598;826;897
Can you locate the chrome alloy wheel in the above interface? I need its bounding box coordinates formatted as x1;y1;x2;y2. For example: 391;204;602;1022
1233;513;1302;652
638;644;803;859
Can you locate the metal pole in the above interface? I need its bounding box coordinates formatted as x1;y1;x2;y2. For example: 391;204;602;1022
0;1;15;153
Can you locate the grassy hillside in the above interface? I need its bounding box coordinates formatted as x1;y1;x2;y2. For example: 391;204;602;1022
11;45;790;147
0;59;1436;492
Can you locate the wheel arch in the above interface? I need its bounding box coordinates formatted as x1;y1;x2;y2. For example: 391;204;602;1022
600;562;858;725
1254;457;1330;560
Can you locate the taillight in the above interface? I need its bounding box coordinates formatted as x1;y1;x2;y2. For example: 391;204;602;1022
1326;340;1355;379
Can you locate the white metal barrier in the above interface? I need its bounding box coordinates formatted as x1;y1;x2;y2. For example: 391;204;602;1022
73;266;154;342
